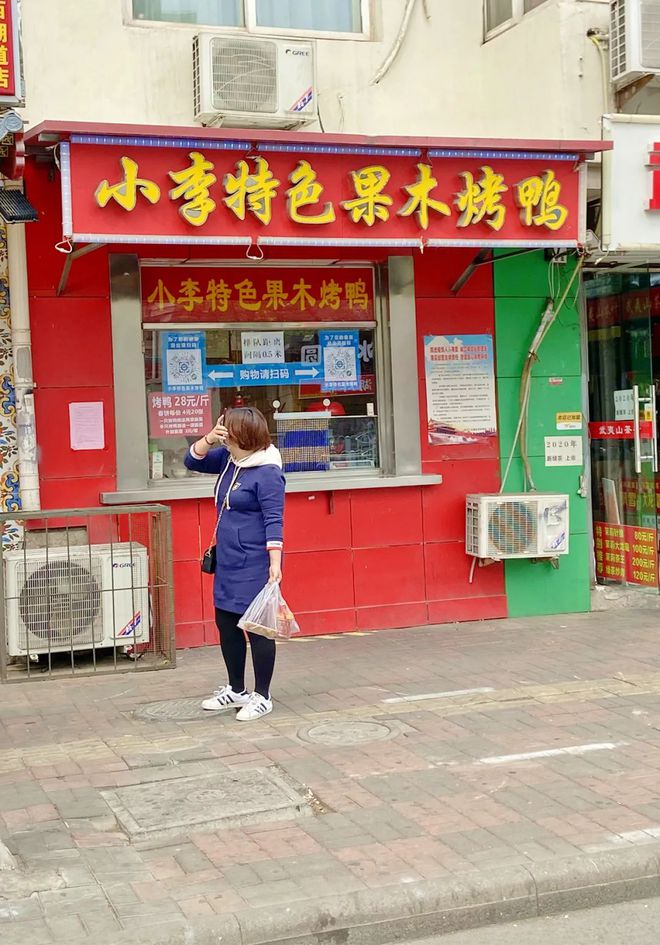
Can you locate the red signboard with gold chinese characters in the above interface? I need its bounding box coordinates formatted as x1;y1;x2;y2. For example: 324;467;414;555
0;0;22;104
141;267;375;323
61;135;584;248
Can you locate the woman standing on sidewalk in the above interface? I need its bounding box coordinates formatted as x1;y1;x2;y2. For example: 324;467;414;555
184;407;285;721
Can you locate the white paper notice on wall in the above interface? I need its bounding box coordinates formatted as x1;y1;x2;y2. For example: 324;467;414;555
544;435;583;467
69;402;105;451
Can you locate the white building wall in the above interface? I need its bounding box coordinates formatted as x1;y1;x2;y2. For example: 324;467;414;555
19;0;609;139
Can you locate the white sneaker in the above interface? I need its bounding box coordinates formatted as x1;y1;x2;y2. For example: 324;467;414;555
236;692;273;721
201;686;251;711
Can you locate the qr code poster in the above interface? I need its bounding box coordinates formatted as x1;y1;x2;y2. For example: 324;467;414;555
162;331;206;394
319;331;361;392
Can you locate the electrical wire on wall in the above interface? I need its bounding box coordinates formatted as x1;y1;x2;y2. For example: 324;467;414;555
371;0;425;85
587;29;611;114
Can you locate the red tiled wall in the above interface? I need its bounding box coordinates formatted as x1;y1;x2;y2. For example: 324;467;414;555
24;160;507;645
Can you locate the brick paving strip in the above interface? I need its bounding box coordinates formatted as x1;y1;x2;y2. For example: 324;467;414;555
3;610;660;944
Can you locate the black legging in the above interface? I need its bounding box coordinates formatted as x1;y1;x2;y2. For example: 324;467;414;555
215;608;276;699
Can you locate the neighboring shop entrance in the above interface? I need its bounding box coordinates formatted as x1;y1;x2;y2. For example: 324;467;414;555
586;270;659;594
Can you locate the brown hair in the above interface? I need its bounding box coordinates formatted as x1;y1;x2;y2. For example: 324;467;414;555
224;407;271;452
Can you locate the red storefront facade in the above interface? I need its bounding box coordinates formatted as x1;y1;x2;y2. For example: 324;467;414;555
22;123;603;645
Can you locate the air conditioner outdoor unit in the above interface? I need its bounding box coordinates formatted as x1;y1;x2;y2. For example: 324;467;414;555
466;494;570;560
193;33;317;129
3;543;150;657
610;0;660;87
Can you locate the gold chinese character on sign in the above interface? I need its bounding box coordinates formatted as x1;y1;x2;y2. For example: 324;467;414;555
455;165;507;232
0;25;7;43
345;280;369;311
177;279;203;313
169;151;217;227
147;279;176;311
263;280;289;311
0;48;9;66
235;279;262;312
286;160;336;225
515;170;568;230
399;163;451;230
224;157;280;225
95;157;161;212
206;279;232;313
318;279;342;311
341;165;393;226
290;278;316;311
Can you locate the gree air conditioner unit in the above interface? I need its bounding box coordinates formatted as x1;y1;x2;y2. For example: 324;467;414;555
4;543;150;657
193;33;317;129
466;494;570;560
610;0;660;87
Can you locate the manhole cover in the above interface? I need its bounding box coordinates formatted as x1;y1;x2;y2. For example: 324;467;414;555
298;720;397;746
102;768;310;844
133;698;208;722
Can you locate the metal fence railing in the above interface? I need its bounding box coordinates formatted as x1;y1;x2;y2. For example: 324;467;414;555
0;505;175;682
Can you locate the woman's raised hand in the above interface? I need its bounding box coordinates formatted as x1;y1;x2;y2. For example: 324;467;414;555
206;416;229;446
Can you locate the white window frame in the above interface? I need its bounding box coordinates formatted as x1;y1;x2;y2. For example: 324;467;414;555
125;0;372;41
484;0;550;41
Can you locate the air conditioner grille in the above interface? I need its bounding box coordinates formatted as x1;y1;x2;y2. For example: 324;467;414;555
610;0;627;80
211;38;278;114
641;0;660;69
488;501;537;557
17;558;104;650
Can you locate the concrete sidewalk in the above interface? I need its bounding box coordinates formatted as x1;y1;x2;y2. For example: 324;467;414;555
3;610;660;944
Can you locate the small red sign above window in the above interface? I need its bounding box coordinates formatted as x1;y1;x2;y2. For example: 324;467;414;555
141;267;375;323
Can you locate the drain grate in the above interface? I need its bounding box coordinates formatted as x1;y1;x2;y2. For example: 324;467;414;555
133;698;209;722
297;719;398;746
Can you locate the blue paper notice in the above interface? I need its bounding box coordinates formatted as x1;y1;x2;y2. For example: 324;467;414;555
162;332;206;394
319;330;361;392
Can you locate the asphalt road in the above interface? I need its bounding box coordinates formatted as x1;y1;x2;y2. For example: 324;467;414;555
406;898;660;944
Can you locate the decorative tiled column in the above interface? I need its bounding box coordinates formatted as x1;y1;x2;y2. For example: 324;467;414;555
0;220;22;549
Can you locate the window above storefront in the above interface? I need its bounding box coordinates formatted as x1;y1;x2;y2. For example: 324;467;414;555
130;0;369;40
484;0;548;39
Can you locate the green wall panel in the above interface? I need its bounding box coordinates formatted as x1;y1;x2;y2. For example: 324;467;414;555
504;532;592;617
497;375;584;459
495;297;581;378
494;251;591;618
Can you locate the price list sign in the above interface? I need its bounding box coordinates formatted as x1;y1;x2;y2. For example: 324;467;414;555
594;522;658;587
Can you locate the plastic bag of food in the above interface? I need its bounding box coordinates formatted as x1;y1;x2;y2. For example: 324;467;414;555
238;582;300;640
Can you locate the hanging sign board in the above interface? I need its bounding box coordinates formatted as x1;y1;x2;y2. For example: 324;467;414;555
61;135;585;247
602;115;660;250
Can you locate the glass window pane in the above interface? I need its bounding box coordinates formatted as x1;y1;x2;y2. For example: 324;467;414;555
485;0;513;31
132;0;244;27
144;326;380;480
255;0;362;34
523;0;546;11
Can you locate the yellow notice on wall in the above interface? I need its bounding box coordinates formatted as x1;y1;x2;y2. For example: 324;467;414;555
556;412;582;431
